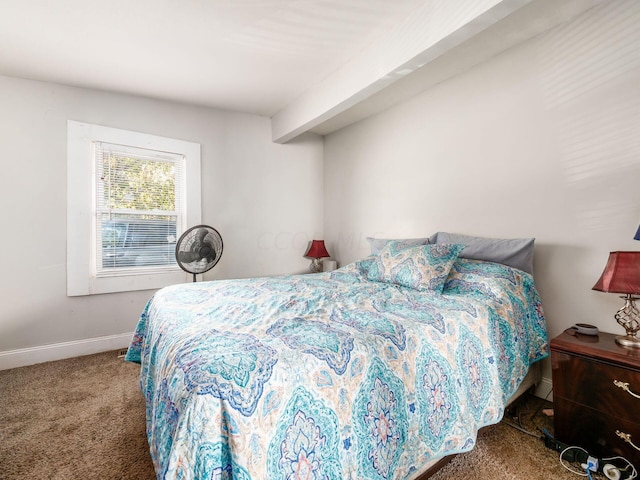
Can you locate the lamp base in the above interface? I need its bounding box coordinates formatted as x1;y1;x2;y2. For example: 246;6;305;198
615;334;640;349
309;258;322;273
614;294;640;349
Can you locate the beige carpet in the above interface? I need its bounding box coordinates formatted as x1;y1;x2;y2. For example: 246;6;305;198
1;351;155;479
1;350;583;480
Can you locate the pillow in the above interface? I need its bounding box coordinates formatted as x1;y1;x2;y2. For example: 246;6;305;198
365;241;465;292
355;256;377;276
366;236;431;255
432;232;534;275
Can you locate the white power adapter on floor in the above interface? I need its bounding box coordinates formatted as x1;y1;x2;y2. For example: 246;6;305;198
603;463;622;480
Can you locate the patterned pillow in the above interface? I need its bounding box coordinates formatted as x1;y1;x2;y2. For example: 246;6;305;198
365;241;465;292
355;256;377;277
366;236;431;255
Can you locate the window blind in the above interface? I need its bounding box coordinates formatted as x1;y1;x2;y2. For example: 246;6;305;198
94;142;185;277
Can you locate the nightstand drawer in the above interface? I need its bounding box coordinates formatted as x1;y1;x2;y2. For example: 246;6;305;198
553;351;640;423
554;400;640;466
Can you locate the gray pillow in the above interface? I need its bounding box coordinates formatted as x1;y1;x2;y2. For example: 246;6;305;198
432;232;535;275
366;236;431;255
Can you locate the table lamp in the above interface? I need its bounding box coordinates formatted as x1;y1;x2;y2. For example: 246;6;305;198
304;240;330;273
592;251;640;348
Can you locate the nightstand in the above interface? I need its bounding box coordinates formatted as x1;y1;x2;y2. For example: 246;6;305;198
551;330;640;467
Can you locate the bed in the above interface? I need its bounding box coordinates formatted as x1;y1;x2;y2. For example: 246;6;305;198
126;239;549;480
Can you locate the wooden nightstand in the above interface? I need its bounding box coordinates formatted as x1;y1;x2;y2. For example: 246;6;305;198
551;330;640;467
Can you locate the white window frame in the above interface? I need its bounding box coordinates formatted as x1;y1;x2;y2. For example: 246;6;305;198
67;121;201;296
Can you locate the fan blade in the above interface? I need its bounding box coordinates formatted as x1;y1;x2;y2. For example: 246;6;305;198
177;250;202;264
196;228;209;243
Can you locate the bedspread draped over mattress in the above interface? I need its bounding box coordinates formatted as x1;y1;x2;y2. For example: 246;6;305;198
126;258;548;480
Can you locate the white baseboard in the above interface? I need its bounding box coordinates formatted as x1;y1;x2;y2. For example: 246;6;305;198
534;376;553;402
0;332;134;371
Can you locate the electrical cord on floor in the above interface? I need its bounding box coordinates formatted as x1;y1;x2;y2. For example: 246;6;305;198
502;390;553;438
559;446;591;476
600;457;639;480
557;444;638;480
528;387;553;421
501;417;542;438
502;391;638;480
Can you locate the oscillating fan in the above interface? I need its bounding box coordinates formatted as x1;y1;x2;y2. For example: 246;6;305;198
175;225;223;282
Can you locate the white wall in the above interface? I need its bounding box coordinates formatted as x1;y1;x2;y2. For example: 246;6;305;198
323;0;640;385
0;75;323;365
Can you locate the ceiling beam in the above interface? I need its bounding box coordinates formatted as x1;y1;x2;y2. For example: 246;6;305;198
270;0;533;143
309;0;606;136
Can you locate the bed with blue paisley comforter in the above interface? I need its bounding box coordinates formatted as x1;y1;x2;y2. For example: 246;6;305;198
126;245;548;480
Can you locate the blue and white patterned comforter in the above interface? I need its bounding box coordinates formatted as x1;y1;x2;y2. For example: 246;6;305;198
126;258;548;480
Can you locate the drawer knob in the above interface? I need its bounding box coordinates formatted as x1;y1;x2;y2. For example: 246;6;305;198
616;430;640;453
613;380;640;399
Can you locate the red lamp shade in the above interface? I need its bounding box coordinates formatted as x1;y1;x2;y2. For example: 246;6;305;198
304;240;330;259
592;251;640;295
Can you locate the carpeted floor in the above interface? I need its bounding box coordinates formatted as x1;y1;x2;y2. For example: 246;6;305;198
1;350;155;479
0;350;589;479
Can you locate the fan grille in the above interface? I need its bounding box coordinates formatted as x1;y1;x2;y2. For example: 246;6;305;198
175;225;223;278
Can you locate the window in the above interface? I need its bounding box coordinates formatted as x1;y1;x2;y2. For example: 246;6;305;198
67;121;201;296
95;142;182;275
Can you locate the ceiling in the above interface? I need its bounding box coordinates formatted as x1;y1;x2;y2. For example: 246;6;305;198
0;0;603;142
